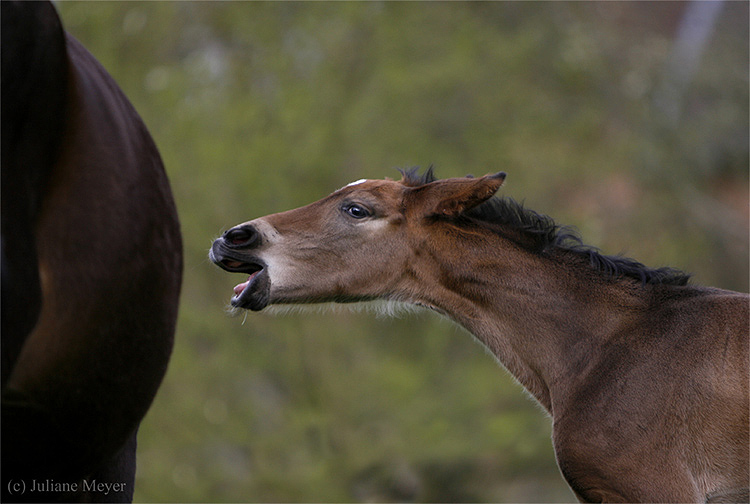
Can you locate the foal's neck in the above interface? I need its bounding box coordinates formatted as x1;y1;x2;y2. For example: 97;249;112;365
424;247;646;415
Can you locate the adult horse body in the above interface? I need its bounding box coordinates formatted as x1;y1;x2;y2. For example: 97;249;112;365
2;2;182;502
211;169;748;502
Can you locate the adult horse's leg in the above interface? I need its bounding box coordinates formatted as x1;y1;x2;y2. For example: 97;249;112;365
83;431;138;503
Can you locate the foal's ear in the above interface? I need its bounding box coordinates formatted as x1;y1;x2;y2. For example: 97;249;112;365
422;172;506;217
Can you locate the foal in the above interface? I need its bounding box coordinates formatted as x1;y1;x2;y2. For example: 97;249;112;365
211;169;748;502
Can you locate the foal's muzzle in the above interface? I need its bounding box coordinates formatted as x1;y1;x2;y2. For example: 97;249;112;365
210;224;271;311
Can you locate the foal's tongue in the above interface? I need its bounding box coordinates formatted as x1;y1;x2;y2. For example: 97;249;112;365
233;271;260;296
233;280;250;296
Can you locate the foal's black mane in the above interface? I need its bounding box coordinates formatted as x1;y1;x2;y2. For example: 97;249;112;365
400;167;690;286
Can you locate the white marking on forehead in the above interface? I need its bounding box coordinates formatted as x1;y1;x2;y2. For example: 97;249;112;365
341;178;368;190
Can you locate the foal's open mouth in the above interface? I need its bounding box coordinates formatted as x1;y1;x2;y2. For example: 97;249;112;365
219;259;268;304
210;246;271;311
224;261;263;296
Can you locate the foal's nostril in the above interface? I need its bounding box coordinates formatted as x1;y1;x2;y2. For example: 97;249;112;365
224;225;260;248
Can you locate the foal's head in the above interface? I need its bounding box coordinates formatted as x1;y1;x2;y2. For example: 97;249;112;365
210;170;506;311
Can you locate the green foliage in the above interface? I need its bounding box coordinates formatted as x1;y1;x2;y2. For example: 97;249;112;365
57;2;748;502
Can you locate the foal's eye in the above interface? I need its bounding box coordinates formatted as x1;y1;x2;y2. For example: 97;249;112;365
343;203;371;219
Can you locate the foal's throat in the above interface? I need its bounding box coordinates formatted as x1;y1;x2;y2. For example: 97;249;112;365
444;308;559;413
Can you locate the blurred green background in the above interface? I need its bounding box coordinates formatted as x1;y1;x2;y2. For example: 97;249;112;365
57;2;748;502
